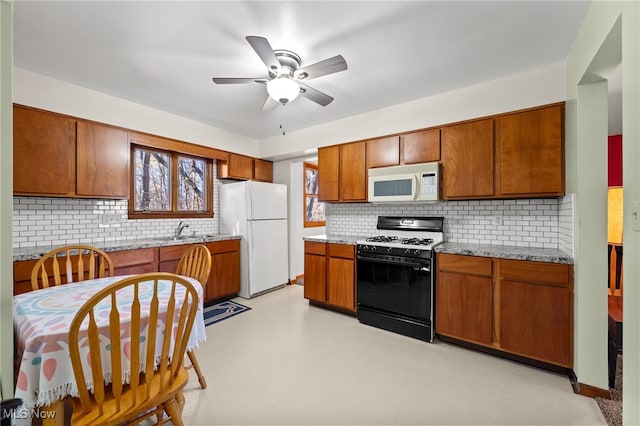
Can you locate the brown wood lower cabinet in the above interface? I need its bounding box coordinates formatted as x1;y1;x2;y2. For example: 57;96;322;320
109;247;158;275
436;253;573;369
13;240;241;304
303;241;356;313
207;240;241;301
159;240;241;302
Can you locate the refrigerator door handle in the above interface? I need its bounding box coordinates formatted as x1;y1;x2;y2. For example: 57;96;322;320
248;221;254;260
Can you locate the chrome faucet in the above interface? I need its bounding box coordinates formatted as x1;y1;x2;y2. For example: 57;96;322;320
174;221;190;239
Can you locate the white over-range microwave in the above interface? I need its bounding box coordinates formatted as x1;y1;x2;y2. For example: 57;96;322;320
368;162;440;202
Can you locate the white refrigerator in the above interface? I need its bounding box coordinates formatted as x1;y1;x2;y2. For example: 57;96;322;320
220;181;289;298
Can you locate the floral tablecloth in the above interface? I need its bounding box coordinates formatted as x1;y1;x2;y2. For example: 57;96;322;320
13;274;206;412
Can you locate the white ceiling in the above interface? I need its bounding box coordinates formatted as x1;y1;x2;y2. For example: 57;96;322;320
13;1;590;140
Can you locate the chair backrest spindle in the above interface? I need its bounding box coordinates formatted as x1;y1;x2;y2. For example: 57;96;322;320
31;245;115;291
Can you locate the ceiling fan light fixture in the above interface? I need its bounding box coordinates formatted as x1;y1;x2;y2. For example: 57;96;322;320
267;77;300;105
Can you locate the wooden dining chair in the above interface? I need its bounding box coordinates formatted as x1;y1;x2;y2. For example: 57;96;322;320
176;244;211;389
68;272;199;426
30;244;115;291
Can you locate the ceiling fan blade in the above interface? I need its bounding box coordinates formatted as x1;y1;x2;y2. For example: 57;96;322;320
295;55;347;81
299;83;334;107
246;36;281;73
261;95;279;111
212;77;267;84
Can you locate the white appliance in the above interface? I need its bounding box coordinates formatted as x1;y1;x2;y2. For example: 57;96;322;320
368;162;440;202
220;181;289;298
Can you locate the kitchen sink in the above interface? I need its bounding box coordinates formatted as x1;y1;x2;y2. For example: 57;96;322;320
151;235;214;243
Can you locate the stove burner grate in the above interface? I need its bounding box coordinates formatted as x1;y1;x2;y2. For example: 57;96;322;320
401;237;434;246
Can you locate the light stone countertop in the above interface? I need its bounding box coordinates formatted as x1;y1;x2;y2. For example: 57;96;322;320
302;234;363;245
434;242;573;264
13;234;241;262
302;235;573;264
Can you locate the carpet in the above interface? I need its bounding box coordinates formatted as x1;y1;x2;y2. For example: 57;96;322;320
596;354;622;426
203;300;251;326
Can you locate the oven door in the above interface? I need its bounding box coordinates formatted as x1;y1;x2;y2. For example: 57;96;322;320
356;254;432;321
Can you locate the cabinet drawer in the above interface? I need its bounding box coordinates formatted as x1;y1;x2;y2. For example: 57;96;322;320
208;239;240;254
438;253;492;276
109;247;157;268
305;241;327;256
327;243;355;259
158;244;195;262
500;259;571;287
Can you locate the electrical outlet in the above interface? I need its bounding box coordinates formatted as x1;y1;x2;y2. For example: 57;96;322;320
633;201;640;232
491;215;503;226
102;213;121;225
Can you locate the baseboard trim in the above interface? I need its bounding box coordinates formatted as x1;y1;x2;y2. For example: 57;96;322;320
290;274;304;285
569;371;611;399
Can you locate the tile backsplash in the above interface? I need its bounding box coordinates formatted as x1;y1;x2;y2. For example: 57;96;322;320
13;172;222;248
327;195;575;254
13;179;575;257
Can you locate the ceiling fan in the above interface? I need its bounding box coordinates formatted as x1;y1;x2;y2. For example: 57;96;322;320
212;36;348;110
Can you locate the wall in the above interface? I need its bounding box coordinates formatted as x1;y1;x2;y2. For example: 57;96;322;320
262;61;565;160
326;196;573;253
0;0;12;399
273;158;325;281
13;67;260;158
565;1;639;422
608;134;623;186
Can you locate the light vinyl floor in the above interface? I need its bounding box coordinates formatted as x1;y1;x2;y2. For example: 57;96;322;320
180;284;606;425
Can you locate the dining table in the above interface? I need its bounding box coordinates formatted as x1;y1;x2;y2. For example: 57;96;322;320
12;274;206;425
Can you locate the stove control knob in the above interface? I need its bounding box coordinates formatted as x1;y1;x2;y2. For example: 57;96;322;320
361;245;369;251
404;248;412;254
413;249;422;256
371;246;377;252
386;247;393;254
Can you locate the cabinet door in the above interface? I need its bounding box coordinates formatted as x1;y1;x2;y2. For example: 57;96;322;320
218;153;254;180
436;271;493;346
76;120;129;198
339;141;367;201
442;119;494;199
498;260;572;367
304;241;327;302
158;244;194;273
401;129;440;164
13;106;76;196
229;154;254;179
304;253;327;302
254;158;273;182
209;250;241;301
367;136;399;169
13;259;38;295
326;244;356;311
496;105;564;196
318;146;340;201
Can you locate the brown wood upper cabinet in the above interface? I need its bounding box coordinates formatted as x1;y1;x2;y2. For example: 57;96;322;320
401;128;440;164
366;136;400;168
318;142;367;202
217;153;273;182
318;146;340;201
442;104;564;200
366;130;441;169
442;118;494;199
495;104;564;197
14;105;130;199
76;121;129;198
254;158;273;182
14;105;77;196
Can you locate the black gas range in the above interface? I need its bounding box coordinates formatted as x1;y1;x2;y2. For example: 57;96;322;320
356;216;444;342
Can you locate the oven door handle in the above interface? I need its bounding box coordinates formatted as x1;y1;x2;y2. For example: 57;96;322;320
357;255;430;270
